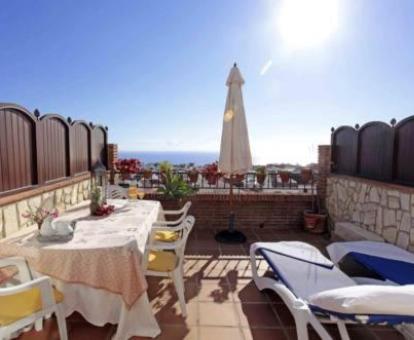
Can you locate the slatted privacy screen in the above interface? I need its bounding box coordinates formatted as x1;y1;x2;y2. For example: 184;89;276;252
331;115;414;186
0;103;108;195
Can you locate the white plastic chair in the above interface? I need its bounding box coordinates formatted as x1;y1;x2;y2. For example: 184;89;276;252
143;216;195;317
153;201;192;243
106;185;128;199
155;201;192;227
0;257;68;340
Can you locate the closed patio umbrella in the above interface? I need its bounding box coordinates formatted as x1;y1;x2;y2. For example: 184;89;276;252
215;63;252;244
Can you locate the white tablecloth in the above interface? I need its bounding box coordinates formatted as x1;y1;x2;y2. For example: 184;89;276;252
1;199;162;339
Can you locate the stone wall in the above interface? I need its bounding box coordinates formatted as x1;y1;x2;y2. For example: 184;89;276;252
0;178;91;239
327;175;414;251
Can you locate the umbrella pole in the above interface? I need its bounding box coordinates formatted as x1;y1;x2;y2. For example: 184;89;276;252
214;174;246;243
229;175;235;233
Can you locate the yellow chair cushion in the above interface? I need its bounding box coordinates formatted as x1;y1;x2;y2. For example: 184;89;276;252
0;287;63;326
154;230;179;242
147;250;177;272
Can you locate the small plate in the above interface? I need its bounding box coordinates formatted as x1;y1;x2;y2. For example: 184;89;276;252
36;232;74;243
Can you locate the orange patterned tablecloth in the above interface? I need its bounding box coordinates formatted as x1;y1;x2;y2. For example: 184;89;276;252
0;199;161;309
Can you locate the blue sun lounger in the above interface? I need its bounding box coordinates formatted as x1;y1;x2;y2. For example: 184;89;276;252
250;241;414;340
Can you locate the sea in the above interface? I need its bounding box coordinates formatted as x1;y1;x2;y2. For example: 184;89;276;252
118;151;219;166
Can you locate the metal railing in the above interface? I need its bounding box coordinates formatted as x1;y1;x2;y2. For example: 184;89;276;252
116;171;316;193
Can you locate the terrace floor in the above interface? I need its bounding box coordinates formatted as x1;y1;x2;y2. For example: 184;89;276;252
18;228;404;340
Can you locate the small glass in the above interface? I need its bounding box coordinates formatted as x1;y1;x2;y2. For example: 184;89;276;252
137;191;145;200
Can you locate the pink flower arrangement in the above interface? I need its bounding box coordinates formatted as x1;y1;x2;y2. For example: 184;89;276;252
115;158;141;180
202;162;222;185
22;207;59;229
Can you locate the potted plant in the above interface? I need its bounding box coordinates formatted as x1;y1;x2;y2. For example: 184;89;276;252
225;174;244;187
255;166;267;186
278;170;291;186
90;185;115;216
115;158;141;187
187;167;199;184
202;162;221;186
143;168;152;180
159;161;173;184
300;168;313;184
157;169;197;210
303;187;327;234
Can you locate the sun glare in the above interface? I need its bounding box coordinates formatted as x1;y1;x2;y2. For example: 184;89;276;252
278;0;339;50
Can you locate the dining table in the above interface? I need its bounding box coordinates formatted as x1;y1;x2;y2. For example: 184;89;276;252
0;199;163;340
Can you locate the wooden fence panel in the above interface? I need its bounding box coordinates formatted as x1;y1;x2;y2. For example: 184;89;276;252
0;103;108;196
331;126;357;175
395;117;414;185
358;122;394;181
38;116;70;183
332;115;414;186
71;122;90;175
0;107;36;192
91;126;107;168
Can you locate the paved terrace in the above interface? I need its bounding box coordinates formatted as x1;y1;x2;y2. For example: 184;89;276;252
18;229;403;340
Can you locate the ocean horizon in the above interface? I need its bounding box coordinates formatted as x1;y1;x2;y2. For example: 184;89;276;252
118;151;219;166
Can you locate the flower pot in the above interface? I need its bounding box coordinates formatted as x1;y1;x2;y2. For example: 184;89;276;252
206;174;219;186
256;174;266;186
143;170;152;179
279;171;291;185
303;210;327;234
300;168;313;184
90;202;100;216
188;172;199;183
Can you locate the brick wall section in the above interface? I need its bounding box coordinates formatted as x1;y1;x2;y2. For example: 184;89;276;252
317;145;331;209
146;193;313;230
107;144;118;184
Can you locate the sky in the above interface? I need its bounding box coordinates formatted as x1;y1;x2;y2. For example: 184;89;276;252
1;0;414;165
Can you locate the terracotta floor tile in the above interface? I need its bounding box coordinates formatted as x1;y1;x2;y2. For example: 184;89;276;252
17;318;61;340
17;229;407;339
242;327;288;340
131;325;197;340
197;281;233;303
235;302;280;328
153;300;198;326
199;302;239;327
68;322;115;340
148;279;199;303
199;326;244;340
231;281;269;303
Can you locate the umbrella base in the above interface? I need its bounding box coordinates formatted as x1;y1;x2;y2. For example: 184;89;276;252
215;229;246;244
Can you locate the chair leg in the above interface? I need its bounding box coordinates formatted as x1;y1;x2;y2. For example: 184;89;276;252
294;314;309;340
172;269;187;317
307;313;334;340
337;320;351;340
34;318;43;331
55;305;68;340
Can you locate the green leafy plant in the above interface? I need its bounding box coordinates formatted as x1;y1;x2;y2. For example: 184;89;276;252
157;170;196;200
255;165;267;186
159;161;173;174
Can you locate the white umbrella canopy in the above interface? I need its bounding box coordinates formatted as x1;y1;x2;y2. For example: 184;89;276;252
218;63;252;175
215;63;252;244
